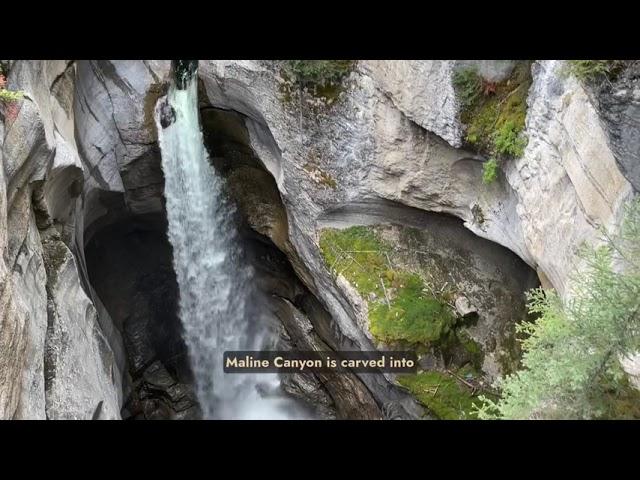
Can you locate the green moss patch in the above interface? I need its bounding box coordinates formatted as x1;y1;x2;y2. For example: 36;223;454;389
566;60;627;83
456;330;484;370
370;273;455;344
284;60;354;90
453;62;532;183
280;60;355;105
319;226;456;347
398;365;493;419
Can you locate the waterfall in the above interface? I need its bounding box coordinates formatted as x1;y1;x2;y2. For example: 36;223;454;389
156;61;308;419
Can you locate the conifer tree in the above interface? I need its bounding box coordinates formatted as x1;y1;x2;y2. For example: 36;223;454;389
478;198;640;419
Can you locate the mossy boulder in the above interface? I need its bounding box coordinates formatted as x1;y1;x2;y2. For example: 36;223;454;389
319;226;456;347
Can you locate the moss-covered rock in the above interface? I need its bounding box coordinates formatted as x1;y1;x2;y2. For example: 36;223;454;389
398;365;493;419
370;273;455;345
319;226;455;347
318;222;537;418
565;60;627;84
303;162;337;189
279;60;355;108
453;61;532;183
283;60;354;91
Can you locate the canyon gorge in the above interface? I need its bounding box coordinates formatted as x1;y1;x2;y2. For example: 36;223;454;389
0;59;638;420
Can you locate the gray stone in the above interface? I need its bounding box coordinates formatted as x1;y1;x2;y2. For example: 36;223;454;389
454;295;477;318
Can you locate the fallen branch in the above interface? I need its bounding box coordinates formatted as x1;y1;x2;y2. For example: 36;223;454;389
446;369;476;392
384;252;394;270
379;277;391;307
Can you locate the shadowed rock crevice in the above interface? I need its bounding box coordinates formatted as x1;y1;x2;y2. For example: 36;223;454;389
588;61;640;192
84;209;200;419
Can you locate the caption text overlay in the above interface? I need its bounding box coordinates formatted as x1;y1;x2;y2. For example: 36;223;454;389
223;350;417;374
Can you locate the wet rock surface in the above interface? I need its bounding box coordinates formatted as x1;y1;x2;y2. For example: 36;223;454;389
159;100;176;129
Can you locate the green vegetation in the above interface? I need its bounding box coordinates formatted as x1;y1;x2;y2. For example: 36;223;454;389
452;68;482;110
319;225;506;419
482;158;498;184
284;60;354;88
319;226;388;295
281;60;354;102
456;330;484;370
0;71;23;102
319;226;455;347
477;198;640;419
398;365;493;419
370;273;455;345
566;60;626;83
453;62;532;184
0;67;24;121
0;89;23;102
494;120;527;157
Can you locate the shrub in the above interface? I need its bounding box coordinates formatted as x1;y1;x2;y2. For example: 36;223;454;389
482;158;499;184
0;88;24;102
284;60;354;88
452;68;482;110
477;198;640;419
280;60;355;104
567;60;625;83
494;120;528;157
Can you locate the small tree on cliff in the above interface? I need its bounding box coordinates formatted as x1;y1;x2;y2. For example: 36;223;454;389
477;198;640;419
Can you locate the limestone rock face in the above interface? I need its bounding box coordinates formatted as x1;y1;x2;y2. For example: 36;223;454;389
455;60;517;82
40;224;122;419
198;61;632;289
503;60;633;295
454;296;477;318
73;60;170;238
362;60;463;147
0;61;167;419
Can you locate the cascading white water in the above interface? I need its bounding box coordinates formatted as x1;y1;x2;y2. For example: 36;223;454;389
156;63;308;419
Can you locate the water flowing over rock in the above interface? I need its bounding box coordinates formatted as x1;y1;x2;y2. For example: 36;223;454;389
155;63;308;419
